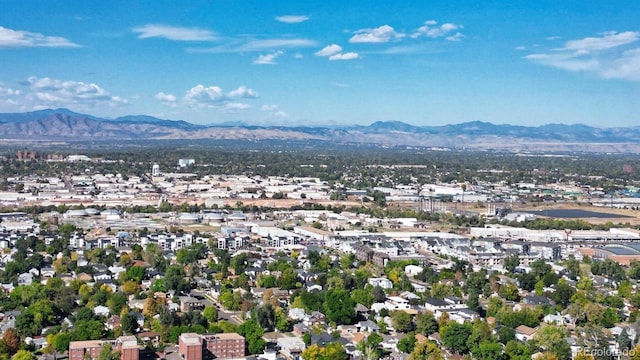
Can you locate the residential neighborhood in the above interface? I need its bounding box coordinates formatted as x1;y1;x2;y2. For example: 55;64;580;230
0;152;639;360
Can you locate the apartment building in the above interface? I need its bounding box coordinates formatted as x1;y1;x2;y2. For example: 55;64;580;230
179;332;245;360
69;337;139;360
202;333;245;359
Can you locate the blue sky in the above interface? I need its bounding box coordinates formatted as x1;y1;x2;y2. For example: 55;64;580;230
1;1;640;127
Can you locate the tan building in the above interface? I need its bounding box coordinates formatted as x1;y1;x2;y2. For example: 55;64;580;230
583;243;640;265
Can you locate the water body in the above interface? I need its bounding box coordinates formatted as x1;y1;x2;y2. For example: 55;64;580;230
523;209;633;219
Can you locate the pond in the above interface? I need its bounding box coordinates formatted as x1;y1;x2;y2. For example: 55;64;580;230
523;209;633;219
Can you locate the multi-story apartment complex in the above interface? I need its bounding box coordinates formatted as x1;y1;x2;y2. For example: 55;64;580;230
202;333;245;359
69;340;102;360
179;333;203;360
179;332;245;360
69;337;139;360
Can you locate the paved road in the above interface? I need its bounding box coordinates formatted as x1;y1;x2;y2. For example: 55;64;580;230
192;289;244;325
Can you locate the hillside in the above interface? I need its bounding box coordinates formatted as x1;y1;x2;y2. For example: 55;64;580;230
1;109;640;153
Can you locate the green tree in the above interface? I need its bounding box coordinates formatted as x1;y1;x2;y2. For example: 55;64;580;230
351;288;374;307
618;328;631;351
302;342;348;360
99;343;121;360
409;340;443;360
498;282;520;301
472;341;504;360
73;320;105;340
504;340;533;360
164;264;190;293
397;333;417;354
630;345;640;360
106;292;128;315
371;286;386;303
237;319;266;355
534;325;570;360
323;289;355;325
11;350;36;360
415;312;438;336
203;306;218;323
125;266;145;282
357;332;383;360
53;333;73;353
466;320;494;352
551;280;576;308
486;297;504;317
504;254;520;273
391;310;413;333
440;322;473;354
278;268;299;290
496;326;515;344
121;313;138;335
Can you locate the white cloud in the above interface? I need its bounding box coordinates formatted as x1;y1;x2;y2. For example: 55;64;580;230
599;48;640;80
191;38;316;53
132;24;216;41
315;44;342;57
0;26;80;48
155;92;176;102
224;102;251;111
525;31;640;81
253;51;283;64
155;92;177;107
350;25;404;43
515;46;526;51
411;20;463;40
184;85;225;106
445;33;464;42
159;84;259;110
261;104;288;117
329;52;359;61
243;39;316;51
0;76;126;111
228;86;259;99
563;31;638;52
275;15;309;24
525;53;600;71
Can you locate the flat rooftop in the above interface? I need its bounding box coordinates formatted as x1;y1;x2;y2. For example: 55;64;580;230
69;340;102;349
179;333;203;345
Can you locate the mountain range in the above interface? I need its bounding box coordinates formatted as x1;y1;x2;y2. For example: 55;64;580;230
1;109;639;153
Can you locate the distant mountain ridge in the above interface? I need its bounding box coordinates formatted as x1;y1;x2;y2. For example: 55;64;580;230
0;108;639;153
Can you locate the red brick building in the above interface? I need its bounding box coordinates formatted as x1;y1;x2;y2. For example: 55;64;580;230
69;337;139;360
179;332;245;359
116;336;139;360
179;333;203;360
69;340;102;360
202;333;245;359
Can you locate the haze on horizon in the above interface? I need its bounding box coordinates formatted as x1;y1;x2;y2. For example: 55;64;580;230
1;1;640;127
